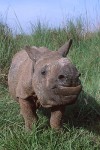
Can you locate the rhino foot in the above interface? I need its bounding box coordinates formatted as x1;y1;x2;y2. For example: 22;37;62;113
19;98;38;131
50;105;65;129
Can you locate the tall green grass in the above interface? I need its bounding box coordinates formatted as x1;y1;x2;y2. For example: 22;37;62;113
0;18;100;149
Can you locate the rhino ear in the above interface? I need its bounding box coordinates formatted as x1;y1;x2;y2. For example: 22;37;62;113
58;39;72;57
25;46;41;62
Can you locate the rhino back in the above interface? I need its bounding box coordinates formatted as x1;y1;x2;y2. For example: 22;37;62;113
8;50;34;100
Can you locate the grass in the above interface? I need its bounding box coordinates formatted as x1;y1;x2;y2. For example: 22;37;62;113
0;19;100;149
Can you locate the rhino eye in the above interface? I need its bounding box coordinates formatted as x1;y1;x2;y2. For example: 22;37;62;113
41;70;46;75
41;67;47;76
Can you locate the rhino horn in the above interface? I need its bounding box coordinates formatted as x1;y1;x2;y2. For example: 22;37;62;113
58;39;72;57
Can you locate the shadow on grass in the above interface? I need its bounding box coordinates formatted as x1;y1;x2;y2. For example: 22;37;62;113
39;91;100;135
63;91;100;135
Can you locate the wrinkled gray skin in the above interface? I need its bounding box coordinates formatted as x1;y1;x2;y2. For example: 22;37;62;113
8;39;82;130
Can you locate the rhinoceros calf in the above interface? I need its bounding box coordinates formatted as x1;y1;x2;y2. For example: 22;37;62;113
8;39;82;130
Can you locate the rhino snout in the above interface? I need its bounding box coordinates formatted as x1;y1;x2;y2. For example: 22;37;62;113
54;85;82;96
51;85;82;106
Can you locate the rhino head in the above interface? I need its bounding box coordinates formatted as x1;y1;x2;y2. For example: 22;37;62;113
26;39;82;108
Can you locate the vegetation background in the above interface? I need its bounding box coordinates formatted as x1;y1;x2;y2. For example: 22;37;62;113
0;15;100;149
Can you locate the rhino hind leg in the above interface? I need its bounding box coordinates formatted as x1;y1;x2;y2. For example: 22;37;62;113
50;105;65;129
19;98;38;131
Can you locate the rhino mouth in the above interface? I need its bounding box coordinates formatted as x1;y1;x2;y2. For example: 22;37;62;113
41;84;82;108
54;84;82;104
54;84;82;96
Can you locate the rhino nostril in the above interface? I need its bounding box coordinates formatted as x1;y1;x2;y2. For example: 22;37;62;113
58;75;65;80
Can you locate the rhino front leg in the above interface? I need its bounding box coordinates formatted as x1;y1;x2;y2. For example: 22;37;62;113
50;105;65;129
19;98;38;131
